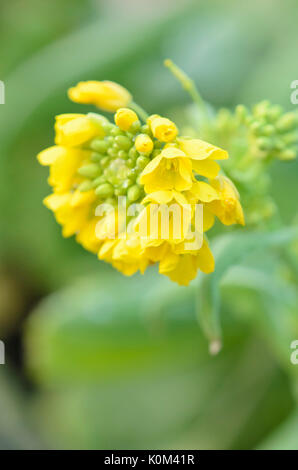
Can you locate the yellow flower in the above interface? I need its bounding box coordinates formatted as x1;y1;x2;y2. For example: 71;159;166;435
185;181;219;232
147;114;178;142
115;108;139;131
55;114;104;146
99;233;149;276
178;138;228;178
68;80;132;112
43;190;96;238
140;147;193;192
136;190;192;246
38;146;90;193
159;240;214;286
206;176;245;226
76;216;103;254
38;84;244;286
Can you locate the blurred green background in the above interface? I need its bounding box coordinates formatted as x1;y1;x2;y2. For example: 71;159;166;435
0;0;298;450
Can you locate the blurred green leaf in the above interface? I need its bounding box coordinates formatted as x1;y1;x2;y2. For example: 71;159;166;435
25;271;202;385
257;408;298;450
0;368;42;449
198;227;298;348
25;269;295;449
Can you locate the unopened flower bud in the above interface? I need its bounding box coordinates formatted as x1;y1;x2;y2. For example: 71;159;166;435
115;108;139;131
279;148;297;160
95;183;114;197
115;135;132;150
135;134;154;154
147;114;178;142
90;138;109;153
127;184;142;202
68;81;132;112
78;164;101;179
276;113;296;132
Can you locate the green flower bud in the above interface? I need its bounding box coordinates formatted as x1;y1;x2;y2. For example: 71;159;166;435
93;175;106;186
128;147;138;159
283;132;298;145
253;100;270;118
257;137;272;151
110;127;122;136
122;178;133;189
90;152;105;162
136;155;150;170
105;197;116;206
78;181;94;192
115;135;132;150
95;183;114;197
276;113;296;132
141;124;150;134
126;159;134;168
78;163;101;179
152;149;160;158
274;138;285;151
100;157;110;168
130;121;141;133
129;168;138;181
235;104;247;121
118;150;128;159
267;105;282;122
102;122;114;134
279;149;297;160
90;138;109;153
250;121;264;135
154;140;163;149
107;147;118;158
114;187;127;196
262;124;275;136
127;185;142;202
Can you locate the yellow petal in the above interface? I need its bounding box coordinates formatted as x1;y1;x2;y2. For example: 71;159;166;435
208;176;245;226
196;240;215;274
178;138;228;161
68;81;132;112
76;217;103;254
190;181;219;203
55;115;104;146
140;154;163;178
159;250;179;273
142;190;174;205
48;148;89;193
37;146;64;166
115;108;138;131
43;193;69;212
192;159;220;178
203;208;215;231
140;149;192;193
160;253;198;286
148;115;178;142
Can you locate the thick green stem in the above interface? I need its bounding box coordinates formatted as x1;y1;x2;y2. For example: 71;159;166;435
196;274;222;355
130;101;149;122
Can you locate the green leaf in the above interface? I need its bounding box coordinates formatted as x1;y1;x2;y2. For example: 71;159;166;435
25;271;294;449
197;227;298;350
257;408;298;450
25;272;204;385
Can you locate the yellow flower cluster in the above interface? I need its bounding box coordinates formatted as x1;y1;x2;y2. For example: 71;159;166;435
37;80;244;285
